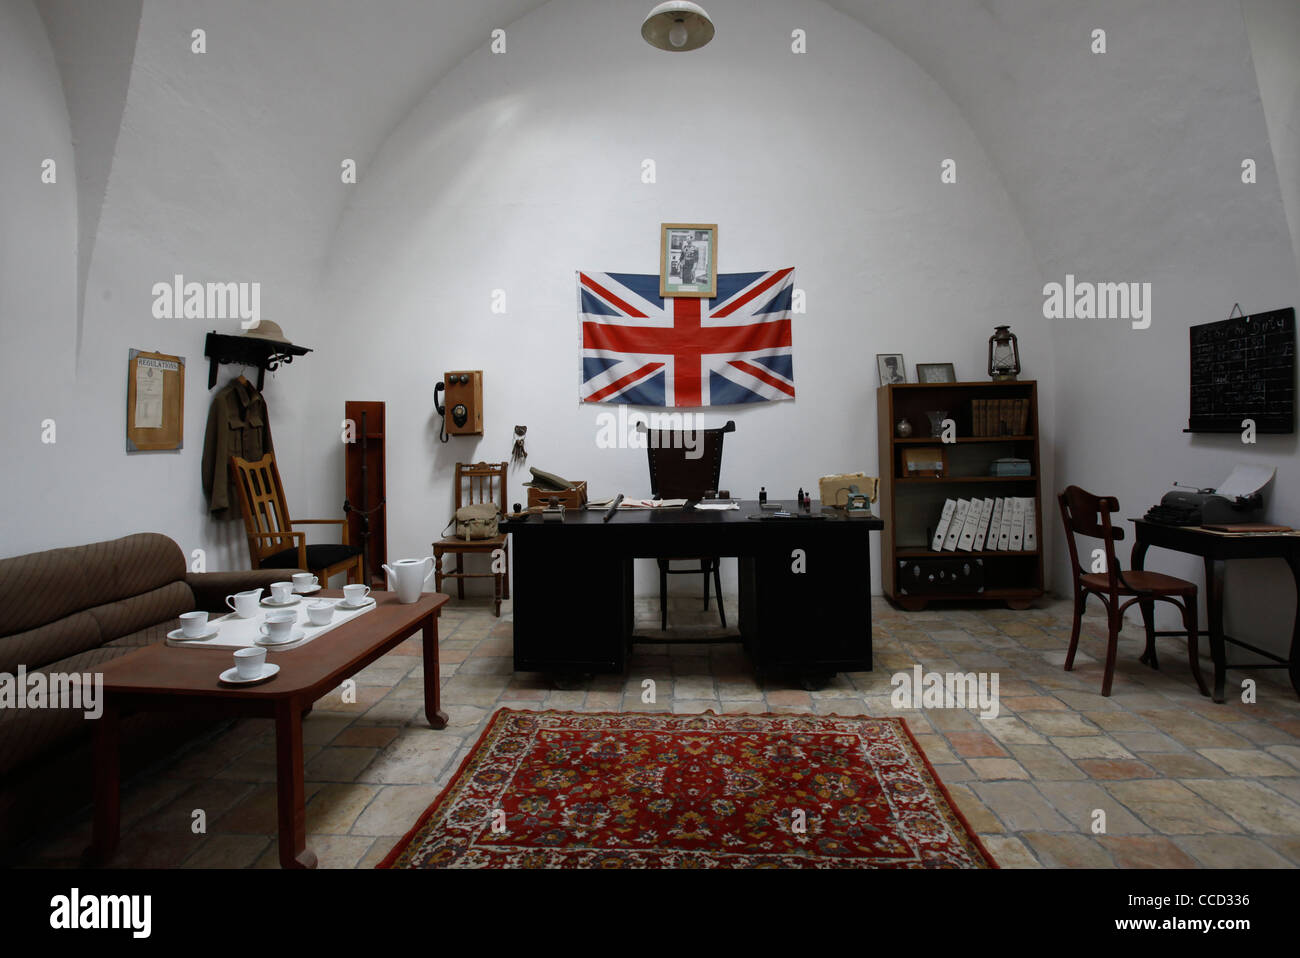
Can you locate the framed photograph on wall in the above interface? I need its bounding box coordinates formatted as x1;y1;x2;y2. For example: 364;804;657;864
916;362;957;383
877;354;907;385
660;223;717;298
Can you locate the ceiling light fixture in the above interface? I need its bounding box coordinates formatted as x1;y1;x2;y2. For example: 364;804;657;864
641;1;714;52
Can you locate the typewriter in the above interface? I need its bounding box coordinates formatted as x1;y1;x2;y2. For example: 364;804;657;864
1144;484;1265;526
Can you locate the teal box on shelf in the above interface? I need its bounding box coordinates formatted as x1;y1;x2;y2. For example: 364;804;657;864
990;458;1032;477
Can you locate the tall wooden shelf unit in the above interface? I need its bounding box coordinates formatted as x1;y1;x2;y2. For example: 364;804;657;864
878;381;1045;611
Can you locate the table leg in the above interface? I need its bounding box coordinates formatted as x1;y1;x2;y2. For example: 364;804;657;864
274;698;317;869
423;612;449;729
1286;555;1300;698
1129;541;1159;668
1204;557;1228;703
86;702;120;864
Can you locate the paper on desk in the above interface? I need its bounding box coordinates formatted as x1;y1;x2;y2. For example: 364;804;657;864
1216;464;1275;500
694;501;740;510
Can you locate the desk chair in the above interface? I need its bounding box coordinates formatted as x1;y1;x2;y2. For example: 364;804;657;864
230;453;363;585
644;420;735;629
434;461;509;616
1058;486;1208;697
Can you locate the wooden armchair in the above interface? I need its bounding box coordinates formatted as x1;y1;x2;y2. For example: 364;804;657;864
1058;485;1208;697
230;453;363;586
434;461;509;616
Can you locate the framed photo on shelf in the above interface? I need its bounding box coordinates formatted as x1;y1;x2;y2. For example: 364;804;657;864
877;354;907;385
660;223;717;298
916;362;957;383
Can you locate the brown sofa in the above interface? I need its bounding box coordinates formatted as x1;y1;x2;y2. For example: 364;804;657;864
0;532;302;858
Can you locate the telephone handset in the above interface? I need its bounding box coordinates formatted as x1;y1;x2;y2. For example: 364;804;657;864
435;371;483;442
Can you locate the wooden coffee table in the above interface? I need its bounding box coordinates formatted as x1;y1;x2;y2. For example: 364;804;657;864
87;591;449;869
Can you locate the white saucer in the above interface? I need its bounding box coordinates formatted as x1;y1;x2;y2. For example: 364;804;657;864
293;584;321;595
261;594;301;608
336;596;375;610
219;663;280;685
168;626;219;641
256;628;306;647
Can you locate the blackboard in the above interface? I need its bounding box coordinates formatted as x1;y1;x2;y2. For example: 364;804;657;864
1187;307;1295;434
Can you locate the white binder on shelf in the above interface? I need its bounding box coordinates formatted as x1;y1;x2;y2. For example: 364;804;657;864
972;497;995;551
943;499;969;551
997;499;1014;551
957;498;983;551
985;498;1004;551
1023;497;1038;551
1009;497;1027;551
931;499;957;552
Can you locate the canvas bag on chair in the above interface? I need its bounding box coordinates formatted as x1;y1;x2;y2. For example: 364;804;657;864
443;502;500;540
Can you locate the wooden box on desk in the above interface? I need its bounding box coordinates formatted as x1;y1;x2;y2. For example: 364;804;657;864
526;481;588;510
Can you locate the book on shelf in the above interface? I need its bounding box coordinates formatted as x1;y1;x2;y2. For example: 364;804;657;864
1023;497;1038;550
931;498;957;552
1009;497;1027;550
972;496;995;550
956;498;983;551
971;399;985;437
1016;398;1029;434
943;499;969;551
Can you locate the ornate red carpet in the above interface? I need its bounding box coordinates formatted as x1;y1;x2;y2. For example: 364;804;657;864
379;709;995;868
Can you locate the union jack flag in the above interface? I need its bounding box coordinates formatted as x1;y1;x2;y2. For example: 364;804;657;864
578;268;796;407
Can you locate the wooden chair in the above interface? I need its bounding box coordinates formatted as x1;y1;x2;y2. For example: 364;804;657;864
434;461;509;616
230;453;363;586
1058;485;1208;697
644;420;735;629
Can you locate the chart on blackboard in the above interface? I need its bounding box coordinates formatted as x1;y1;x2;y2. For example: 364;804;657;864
1187;307;1295;434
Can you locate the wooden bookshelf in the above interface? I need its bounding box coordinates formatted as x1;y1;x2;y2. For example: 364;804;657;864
878;381;1045;611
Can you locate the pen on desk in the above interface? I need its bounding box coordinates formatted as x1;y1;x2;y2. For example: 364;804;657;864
603;494;624;522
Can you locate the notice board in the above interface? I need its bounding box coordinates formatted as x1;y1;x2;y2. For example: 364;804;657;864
1187;307;1295;434
126;349;185;452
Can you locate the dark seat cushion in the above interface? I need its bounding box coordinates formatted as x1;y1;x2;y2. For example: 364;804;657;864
263;543;361;570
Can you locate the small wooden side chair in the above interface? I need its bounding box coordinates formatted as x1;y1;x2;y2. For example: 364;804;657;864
229;453;363;585
1058;485;1208;697
433;461;509;616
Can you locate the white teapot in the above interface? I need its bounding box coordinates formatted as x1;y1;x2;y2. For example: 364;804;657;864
383;557;433;604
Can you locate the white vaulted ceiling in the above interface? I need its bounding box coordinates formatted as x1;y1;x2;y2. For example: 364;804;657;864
36;0;1296;340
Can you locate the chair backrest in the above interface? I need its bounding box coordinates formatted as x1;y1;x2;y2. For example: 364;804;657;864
230;453;295;564
1058;485;1125;594
646;420;735;500
455;461;508;514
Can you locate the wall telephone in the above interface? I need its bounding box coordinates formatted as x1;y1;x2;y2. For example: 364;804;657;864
434;370;483;442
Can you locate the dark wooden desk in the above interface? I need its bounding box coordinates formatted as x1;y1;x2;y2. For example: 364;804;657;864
508;501;884;681
88;591;448;869
1130;520;1300;702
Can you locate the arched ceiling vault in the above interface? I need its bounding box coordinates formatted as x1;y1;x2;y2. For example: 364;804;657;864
36;0;1296;341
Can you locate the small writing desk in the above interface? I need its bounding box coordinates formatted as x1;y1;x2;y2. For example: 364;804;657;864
508;500;883;682
1130;519;1300;702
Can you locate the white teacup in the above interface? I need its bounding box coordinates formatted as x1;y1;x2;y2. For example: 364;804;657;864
235;646;267;680
292;573;319;592
269;581;294;604
342;584;371;607
225;588;263;618
259;610;297;642
179;610;209;638
306;601;335;626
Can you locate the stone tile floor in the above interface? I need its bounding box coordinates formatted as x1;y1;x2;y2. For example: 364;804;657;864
17;595;1300;868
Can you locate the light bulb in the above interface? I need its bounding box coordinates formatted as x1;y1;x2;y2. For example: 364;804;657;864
669;20;688;47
